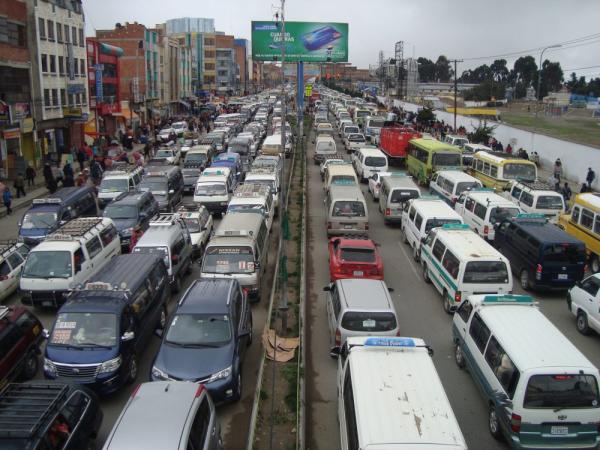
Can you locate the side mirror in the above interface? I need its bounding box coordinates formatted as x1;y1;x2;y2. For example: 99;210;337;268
42;329;50;339
329;346;341;358
323;285;331;292
387;287;395;293
575;280;582;288
254;261;261;270
154;328;163;338
169;189;175;194
238;329;251;338
121;331;135;341
201;226;207;231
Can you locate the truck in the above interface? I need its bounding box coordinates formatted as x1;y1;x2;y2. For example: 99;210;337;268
378;126;422;166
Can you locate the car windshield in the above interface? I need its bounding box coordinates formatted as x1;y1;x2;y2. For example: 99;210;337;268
156;150;173;158
345;127;359;134
228;204;266;215
390;189;420;203
504;163;536;182
433;153;462;167
524;374;600;409
182;169;201;178
139;179;168;195
331;176;356;186
202;246;255;274
542;244;586;264
229;144;248;154
195;183;226;196
341;311;397;332
104;205;138;220
99;179;128;193
463;261;509;283
425;218;462;233
186;154;206;162
22;251;72;279
490;207;520;224
166;314;231;346
21;211;57;229
348;135;365;142
364;156;386;167
368;119;385;128
456;181;481;194
182;218;201;233
50;313;117;348
536;195;564;210
340;247;375;263
246;179;275;192
333;201;366;217
133;246;169;267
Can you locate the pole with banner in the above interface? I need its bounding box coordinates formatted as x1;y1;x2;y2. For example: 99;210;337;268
94;64;104;142
296;61;304;139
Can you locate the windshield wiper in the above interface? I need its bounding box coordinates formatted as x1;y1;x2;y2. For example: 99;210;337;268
75;342;114;349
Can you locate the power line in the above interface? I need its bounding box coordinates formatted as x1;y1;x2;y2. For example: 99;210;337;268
564;65;600;72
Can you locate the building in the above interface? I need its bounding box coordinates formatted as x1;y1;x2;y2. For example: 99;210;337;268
201;32;216;93
234;38;248;95
166;17;214;35
176;35;192;107
0;0;35;177
26;0;89;166
215;34;237;95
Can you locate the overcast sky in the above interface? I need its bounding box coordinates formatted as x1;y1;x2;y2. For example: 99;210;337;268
83;0;600;79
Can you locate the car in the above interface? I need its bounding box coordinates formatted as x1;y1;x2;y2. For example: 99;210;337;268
345;133;367;153
319;155;347;181
367;171;392;200
328;237;384;282
158;127;175;142
154;147;180;165
178;204;213;259
151;279;252;403
568;273;600;335
182;167;202;194
0;241;30;302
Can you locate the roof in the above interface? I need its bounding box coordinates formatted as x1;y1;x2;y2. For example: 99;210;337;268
470;296;597;371
511;218;584;244
511;180;558;193
463;143;491;152
338;279;391;310
474;151;536;166
109;191;149;205
467;190;517;206
216;213;263;236
331;237;376;250
410;138;462;153
575;193;600;212
329;185;366;202
436;170;480;182
434;228;506;260
196;174;228;184
79;253;162;292
357;147;385;157
179;279;234;313
347;339;467;449
411;198;462;218
382;175;419;189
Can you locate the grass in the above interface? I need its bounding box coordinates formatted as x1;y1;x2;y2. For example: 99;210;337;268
281;363;299;414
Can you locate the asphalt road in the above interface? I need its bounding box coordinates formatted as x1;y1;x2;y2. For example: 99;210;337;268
305;120;600;450
0;188;279;449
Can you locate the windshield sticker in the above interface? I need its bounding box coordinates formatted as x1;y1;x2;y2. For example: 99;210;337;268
52;329;72;343
247;261;255;271
55;321;76;329
238;261;247;270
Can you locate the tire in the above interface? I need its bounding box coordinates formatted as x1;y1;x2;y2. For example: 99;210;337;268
577;310;592;335
591;256;600;274
422;262;431;283
127;354;138;384
488;404;503;441
401;226;409;244
171;275;182;294
520;270;532;291
454;343;466;369
566;293;572;312
21;349;38;380
443;291;452;315
232;371;243;402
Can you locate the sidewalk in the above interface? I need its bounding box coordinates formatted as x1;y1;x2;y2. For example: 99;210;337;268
0;174;49;219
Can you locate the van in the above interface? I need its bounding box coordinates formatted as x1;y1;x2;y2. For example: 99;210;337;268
245;168;280;212
401;197;463;261
0;241;30;302
443;134;469;149
184;145;213;169
314;136;337;164
352;147;388;182
18;186;98;246
193;173;232;214
261;134;283;156
453;294;600;449
201;213;270;301
430;170;483;206
326;185;369;236
20;217;121;308
495;214;586;290
324;164;358;192
379;174;421;224
43;254;169;395
97;167;143;209
334;336;468;450
455;188;521;241
504;180;566;223
139;166;184;213
462;143;491;166
228;183;275;232
324;278;399;352
421;224;513;313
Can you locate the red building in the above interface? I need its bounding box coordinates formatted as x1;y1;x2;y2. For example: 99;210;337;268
86;39;123;139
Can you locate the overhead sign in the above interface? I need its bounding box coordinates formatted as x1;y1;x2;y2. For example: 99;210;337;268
305;84;313;97
251;21;348;62
67;84;86;95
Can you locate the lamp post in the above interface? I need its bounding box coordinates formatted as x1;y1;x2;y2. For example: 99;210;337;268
535;44;561;117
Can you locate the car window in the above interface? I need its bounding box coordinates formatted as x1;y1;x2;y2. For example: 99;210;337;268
431;239;446;261
457;300;473;323
188;397;211;450
100;225;118;247
474;203;487;220
6;252;23;270
465;197;475;212
61;391;90;429
414;213;423;230
581;278;600;297
441;250;460;279
484;336;520;398
332;287;341;319
0;324;23;360
85;236;103;259
15;311;38;332
468;312;490;353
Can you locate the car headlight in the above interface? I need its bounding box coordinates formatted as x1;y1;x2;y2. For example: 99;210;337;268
121;227;133;236
44;358;57;376
99;356;122;374
151;365;171;380
208;365;232;383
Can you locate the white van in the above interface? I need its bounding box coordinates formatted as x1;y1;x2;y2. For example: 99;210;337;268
455;188;521;241
325;164;358;192
97;167;143;209
228;183;275;232
352;147;388;182
326;186;369;236
401;197;463;261
314;136;337;164
261;134;283;156
421;224;513;313
20;217;121;308
335;336;468;450
453;294;600;448
193;173;232;214
443;134;469;149
504;180;566;223
245;169;280;212
430;170;483;206
379;174;421;224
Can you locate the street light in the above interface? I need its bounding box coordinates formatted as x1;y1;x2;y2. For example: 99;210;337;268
535;44;561;117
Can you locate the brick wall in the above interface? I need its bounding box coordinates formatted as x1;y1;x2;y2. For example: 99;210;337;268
0;0;29;64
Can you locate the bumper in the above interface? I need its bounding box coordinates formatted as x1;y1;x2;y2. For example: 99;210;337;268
533;279;579;290
327;228;368;237
383;215;402;224
45;368;126;396
202;201;229;213
22;290;68;308
150;371;237;404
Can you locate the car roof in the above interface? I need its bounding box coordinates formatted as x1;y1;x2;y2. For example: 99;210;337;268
178;279;235;314
331;237;376;249
337;279;392;310
410;198;461;217
109;192;149;206
510;219;584;244
436;170;480;182
434;228;506;260
467;190;517;206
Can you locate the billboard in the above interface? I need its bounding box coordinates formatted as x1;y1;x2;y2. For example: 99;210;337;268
252;21;348;62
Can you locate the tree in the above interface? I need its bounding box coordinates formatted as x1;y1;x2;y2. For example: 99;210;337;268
435;55;453;82
468;120;497;144
539;60;563;99
512;56;538;87
463;80;506;101
416;107;436;124
417;57;435;82
490;59;509;83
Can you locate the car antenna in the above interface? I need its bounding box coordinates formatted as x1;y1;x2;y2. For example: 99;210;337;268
165;383;170;392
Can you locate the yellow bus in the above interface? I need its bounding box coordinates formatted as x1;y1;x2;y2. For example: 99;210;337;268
468;151;537;191
406;138;462;186
559;193;600;273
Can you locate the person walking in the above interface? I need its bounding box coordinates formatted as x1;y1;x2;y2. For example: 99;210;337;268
3;188;12;215
561;182;572;203
13;173;26;198
77;147;86;171
553;159;563;182
25;165;36;187
63;163;74;187
586;167;596;190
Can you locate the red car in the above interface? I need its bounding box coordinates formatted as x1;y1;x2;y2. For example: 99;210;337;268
328;237;384;281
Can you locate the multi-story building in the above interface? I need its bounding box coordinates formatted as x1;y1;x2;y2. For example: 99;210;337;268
27;0;89;164
177;35;192;102
234;38;248;95
0;0;35;176
215;34;237;95
166;17;214;35
201;32;216;92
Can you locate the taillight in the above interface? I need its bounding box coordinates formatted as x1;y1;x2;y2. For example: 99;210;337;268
365;223;369;230
335;328;341;347
454;291;462;303
195;384;206;398
385;208;391;216
395;329;401;336
131;384;141;398
536;264;542;280
327;222;332;230
511;413;522;433
483;225;489;235
0;275;8;281
242;287;250;297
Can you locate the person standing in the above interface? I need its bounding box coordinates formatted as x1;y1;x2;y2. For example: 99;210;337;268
586;167;596;190
63;163;74;187
3;188;12;215
77;147;86;172
13;173;26;198
553;159;562;182
25;165;36;187
561;182;572;202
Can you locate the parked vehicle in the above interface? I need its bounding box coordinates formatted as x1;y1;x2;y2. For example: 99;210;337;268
139;166;184;213
353;148;388;182
324;164;358;193
462;143;491;166
326;185;369;236
468;151;537;191
178;204;213;259
194;173;232;215
378;126;421;166
407;138;462;185
328;237;383;281
430;170;483;206
98;167;143;209
443;134;469;149
378;174;421;224
0;241;30;302
504;180;566;223
314;136;337;164
228;184;275;232
559;193;600;273
184;145;213;169
154;147;181;165
568;273;600;335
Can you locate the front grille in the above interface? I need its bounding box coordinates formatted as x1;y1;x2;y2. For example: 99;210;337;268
31;291;65;306
55;363;100;383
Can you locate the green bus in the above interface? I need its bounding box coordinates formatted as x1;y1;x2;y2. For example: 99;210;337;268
407;138;463;185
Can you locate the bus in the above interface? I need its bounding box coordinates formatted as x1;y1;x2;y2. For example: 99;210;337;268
468;151;537;191
406;138;462;185
559;193;600;273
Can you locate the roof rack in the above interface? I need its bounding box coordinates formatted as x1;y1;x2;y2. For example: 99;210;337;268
234;184;271;198
0;383;69;439
515;180;556;191
46;218;105;241
214;228;255;238
149;213;181;227
0;240;21;259
0;306;10;320
178;203;200;212
32;197;62;205
248;167;277;175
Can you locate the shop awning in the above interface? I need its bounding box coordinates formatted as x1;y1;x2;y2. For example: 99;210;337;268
99;43;124;57
112;107;139;122
179;100;191;109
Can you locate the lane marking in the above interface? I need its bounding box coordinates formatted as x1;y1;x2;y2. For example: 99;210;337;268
397;241;420;278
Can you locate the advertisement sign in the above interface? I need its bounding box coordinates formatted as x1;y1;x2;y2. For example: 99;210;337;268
0;102;11;126
13;103;30;120
252;21;348;62
67;84;86;95
62;107;83;118
95;64;104;102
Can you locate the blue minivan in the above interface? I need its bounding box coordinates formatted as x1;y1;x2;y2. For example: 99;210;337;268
18;186;98;246
43;253;168;395
211;153;243;182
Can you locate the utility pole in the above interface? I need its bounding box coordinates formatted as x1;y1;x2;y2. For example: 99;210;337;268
450;59;463;131
535;44;561;118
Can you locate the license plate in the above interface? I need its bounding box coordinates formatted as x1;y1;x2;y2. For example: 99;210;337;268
42;301;53;307
551;426;568;435
353;271;364;277
344;225;353;229
362;319;376;328
558;274;568;280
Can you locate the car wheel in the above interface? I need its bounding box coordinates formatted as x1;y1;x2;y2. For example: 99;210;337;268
21;349;38;380
401;226;409;244
127;354;138;384
422;262;431;283
591;256;600;273
566;293;572;312
454;343;466;369
577;310;592;335
520;270;532;291
488;404;503;440
412;245;420;262
233;371;243;402
171;276;181;294
443;291;452;314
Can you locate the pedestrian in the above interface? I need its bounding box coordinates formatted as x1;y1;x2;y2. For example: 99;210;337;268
62;163;74;187
77;147;86;171
90;160;103;185
43;163;53;185
143;143;151;160
586;167;596;189
506;144;513;155
553;158;562;182
25;165;36;187
581;183;590;193
3;188;12;215
13;173;26;198
561;182;572;202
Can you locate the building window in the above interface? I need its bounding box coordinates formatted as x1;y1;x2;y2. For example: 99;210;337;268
51;89;58;107
69;94;75;106
38;17;46;39
0;18;26;47
43;89;50;107
58;56;65;75
64;24;70;43
56;22;62;42
80;59;85;77
47;20;55;41
78;28;84;47
49;55;56;74
71;26;77;46
75;93;81;105
73;58;78;76
60;89;66;107
41;54;48;73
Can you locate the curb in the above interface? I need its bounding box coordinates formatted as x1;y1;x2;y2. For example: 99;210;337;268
297;120;307;450
0;186;48;219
